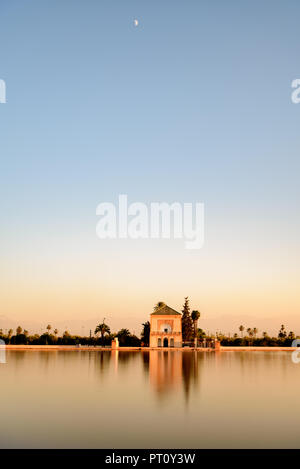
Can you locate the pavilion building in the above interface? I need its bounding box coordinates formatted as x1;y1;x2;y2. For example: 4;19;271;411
149;304;182;348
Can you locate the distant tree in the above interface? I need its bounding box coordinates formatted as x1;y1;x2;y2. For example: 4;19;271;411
288;331;295;340
46;325;52;333
7;329;13;343
263;331;268;338
117;328;131;346
278;324;287;339
16;326;22;335
197;328;206;339
95;320;111;346
54;329;58;337
253;328;258;338
246;327;252;336
181;297;193;343
191;310;201;341
39;333;55;345
239;325;245;338
141;321;150;346
23;330;28;337
11;333;28;345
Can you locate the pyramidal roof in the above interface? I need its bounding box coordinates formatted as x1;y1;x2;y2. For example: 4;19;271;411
151;304;181;316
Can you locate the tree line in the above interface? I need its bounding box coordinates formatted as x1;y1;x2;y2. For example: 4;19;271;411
0;303;298;347
219;324;298;346
0;324;141;347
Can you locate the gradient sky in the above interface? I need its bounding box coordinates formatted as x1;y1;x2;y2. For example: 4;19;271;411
0;0;299;334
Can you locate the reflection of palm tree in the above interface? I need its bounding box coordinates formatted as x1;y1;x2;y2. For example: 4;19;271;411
142;350;150;374
182;352;198;404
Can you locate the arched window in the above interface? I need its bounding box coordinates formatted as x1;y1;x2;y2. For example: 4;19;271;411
163;337;168;347
157;338;162;347
170;338;174;347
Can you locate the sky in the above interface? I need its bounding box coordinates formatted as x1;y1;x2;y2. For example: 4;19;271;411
0;0;299;336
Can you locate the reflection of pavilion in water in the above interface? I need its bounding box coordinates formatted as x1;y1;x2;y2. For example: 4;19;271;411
94;350;203;403
149;350;200;402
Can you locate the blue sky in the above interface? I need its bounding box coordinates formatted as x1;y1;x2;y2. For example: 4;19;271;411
0;0;299;332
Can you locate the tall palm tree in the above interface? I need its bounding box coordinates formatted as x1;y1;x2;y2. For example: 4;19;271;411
191;310;201;345
54;328;58;337
141;321;150;346
95;319;111;346
46;324;52;334
239;325;245;338
253;327;258;338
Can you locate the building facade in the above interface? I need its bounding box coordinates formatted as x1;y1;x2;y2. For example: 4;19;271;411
149;304;182;348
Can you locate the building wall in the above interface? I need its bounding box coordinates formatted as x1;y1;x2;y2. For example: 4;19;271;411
150;315;182;347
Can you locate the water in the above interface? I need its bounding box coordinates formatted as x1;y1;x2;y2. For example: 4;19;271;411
0;350;299;448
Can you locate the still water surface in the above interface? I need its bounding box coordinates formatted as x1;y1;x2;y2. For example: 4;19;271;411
0;350;299;448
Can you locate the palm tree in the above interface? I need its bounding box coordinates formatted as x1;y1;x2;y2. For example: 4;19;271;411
141;321;150;346
54;328;58;337
246;327;251;336
191;310;201;346
46;324;52;334
16;326;22;335
7;329;13;344
253;327;258;338
154;301;166;311
23;330;28;337
239;325;245;338
278;324;287;339
117;328;131;346
95;319;111;346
